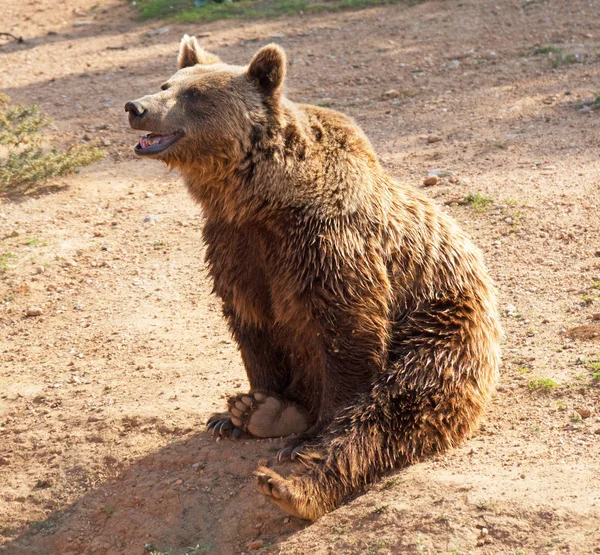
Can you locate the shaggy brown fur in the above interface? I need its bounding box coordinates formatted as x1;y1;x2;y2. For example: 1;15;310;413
125;35;502;520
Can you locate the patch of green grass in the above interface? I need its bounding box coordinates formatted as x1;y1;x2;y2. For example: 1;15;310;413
533;45;563;56
24;237;45;246
134;0;416;23
464;193;494;211
102;505;115;516
531;44;578;68
528;377;559;392
381;477;400;489
591;281;600;290
0;252;17;271
28;520;56;531
0;94;105;193
372;504;390;515
582;295;597;305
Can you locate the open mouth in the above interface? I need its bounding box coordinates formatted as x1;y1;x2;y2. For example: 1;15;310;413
134;131;182;155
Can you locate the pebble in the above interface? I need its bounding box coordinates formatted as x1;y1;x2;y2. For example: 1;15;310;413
175;479;183;485
146;26;170;37
423;176;439;186
591;313;600;321
145;192;154;198
575;408;592;419
248;540;265;550
382;89;401;100
26;307;43;317
35;266;44;274
143;214;161;224
427;135;442;144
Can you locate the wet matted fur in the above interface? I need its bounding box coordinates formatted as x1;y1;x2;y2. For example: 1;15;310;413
125;35;502;520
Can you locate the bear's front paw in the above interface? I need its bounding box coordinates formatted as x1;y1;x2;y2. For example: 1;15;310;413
206;413;244;440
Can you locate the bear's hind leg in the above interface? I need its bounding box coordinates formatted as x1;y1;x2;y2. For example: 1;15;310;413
208;392;310;439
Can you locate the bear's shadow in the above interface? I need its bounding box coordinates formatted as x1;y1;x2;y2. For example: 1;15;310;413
6;432;307;555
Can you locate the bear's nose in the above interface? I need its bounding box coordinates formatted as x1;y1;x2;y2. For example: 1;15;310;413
124;100;147;119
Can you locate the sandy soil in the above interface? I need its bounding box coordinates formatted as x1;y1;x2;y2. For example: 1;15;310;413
1;0;600;553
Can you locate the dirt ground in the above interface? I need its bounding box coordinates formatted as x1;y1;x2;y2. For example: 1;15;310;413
1;0;600;553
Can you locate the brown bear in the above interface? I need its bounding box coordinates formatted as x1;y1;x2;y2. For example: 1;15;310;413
125;35;502;520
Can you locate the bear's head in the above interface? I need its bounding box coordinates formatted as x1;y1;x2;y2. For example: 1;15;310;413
125;35;287;173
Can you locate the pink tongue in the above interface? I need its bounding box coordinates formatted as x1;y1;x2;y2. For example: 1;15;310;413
140;135;162;148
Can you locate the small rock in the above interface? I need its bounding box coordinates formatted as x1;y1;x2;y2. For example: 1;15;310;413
496;385;506;393
101;138;111;147
35;266;45;274
145;192;154;198
26;307;43;317
591;313;600;321
382;89;400;100
73;20;95;26
427;135;442;144
576;408;592;419
143;214;161;224
146;26;170;37
423;176;439;186
480;527;489;536
271;33;285;38
175;479;183;485
248;540;265;550
505;304;517;314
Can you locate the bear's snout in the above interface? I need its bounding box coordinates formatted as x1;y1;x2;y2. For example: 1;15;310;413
125;100;147;127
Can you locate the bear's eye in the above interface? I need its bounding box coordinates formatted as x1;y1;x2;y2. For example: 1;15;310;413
182;89;203;101
160;83;170;91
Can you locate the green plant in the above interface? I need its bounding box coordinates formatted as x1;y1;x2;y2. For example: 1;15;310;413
372;504;390;515
531;44;578;68
591;281;600;290
0;252;17;271
528;377;558;392
582;295;597;305
464;193;494;211
0;94;104;192
381;477;400;489
134;0;416;23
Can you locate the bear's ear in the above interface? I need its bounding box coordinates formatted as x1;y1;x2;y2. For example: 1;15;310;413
247;44;286;95
177;35;221;69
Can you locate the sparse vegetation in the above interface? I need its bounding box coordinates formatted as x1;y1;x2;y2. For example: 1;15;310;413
372;504;390;515
134;0;414;22
528;377;559;392
464;193;494;211
581;294;597;306
0;94;104;193
381;477;400;489
531;44;579;68
0;252;17;271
